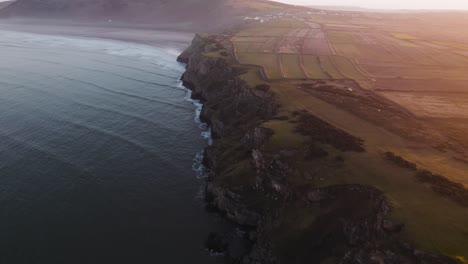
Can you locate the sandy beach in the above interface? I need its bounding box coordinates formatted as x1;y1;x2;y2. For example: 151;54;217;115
0;19;195;51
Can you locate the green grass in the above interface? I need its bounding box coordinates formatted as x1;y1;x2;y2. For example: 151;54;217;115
232;36;271;42
237;27;290;37
226;18;468;261
267;82;468;260
328;32;356;43
319;56;346;79
303;55;329;79
262;19;308;28
262;120;304;150
392;33;419;40
237;52;283;79
238;66;269;87
281;54;308;79
247;42;265;53
331;56;368;80
233;41;251;53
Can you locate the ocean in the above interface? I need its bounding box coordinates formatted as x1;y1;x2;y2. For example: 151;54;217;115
0;30;223;263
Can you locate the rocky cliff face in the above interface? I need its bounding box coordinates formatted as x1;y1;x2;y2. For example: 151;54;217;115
178;34;461;264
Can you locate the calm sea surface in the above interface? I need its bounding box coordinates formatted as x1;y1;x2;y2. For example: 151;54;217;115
0;30;223;263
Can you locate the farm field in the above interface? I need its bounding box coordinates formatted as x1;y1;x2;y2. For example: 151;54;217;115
236;52;283;79
213;8;468;262
302;55;329;79
281;54;308;78
380;92;468;118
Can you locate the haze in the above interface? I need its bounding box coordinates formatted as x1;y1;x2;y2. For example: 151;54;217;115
276;0;468;10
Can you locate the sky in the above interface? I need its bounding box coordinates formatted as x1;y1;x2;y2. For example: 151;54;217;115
275;0;468;10
1;0;468;10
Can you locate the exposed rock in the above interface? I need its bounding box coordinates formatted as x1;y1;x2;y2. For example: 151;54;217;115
206;232;228;254
243;127;274;149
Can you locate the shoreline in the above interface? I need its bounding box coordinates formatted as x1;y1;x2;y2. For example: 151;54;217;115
0;20;195;51
177;33;465;264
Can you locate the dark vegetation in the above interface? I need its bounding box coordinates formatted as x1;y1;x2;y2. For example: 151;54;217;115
293;110;365;152
384;152;417;170
304;142;328;160
255;84;271;92
416;170;468;207
303;84;447;145
385;152;468;207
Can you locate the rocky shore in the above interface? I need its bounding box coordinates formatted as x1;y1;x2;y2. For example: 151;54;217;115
177;34;461;264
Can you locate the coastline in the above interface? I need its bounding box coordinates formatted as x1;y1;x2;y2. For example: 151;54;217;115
177;33;465;264
3;20;464;263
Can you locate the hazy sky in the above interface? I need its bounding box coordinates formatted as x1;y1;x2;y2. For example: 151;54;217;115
1;0;468;10
276;0;468;10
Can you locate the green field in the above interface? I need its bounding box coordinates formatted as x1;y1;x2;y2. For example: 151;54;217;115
233;41;251;53
302;55;329;79
225;10;468;262
237;53;283;79
331;56;368;80
328;31;356;43
281;54;307;79
319;56;346;79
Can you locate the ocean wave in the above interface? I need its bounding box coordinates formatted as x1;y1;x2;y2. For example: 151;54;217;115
178;81;213;197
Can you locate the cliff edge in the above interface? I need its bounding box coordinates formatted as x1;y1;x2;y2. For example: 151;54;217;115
178;34;461;264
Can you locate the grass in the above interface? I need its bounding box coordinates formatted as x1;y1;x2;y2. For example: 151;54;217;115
431;41;468;51
237;27;290;37
227;52;468;259
232;36;271;42
247;42;265;53
268;81;468;259
262;19;308;28
392;33;419;40
237;52;283;79
281;54;308;79
224;15;468;261
203;51;233;63
303;55;329;79
233;41;251;53
362;65;468;79
238;66;269;87
327;32;356;43
319;56;346;79
331;43;362;57
331;56;368;80
262;120;304;150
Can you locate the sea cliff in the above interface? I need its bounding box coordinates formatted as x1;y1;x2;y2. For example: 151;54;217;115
177;34;461;264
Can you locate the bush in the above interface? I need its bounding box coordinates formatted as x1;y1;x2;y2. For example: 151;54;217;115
255;84;271;92
384;152;417;170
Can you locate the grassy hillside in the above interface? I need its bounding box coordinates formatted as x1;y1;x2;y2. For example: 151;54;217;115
0;0;299;30
203;8;468;261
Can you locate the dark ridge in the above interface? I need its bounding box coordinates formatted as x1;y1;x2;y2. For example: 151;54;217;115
384;152;418;170
293;110;365;152
384;152;468;207
416;170;468;207
0;0;301;31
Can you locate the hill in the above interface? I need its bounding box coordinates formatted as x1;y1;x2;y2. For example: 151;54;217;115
0;1;14;9
0;0;296;31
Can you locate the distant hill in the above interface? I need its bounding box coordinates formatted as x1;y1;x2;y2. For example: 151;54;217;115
0;0;295;30
0;1;14;10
